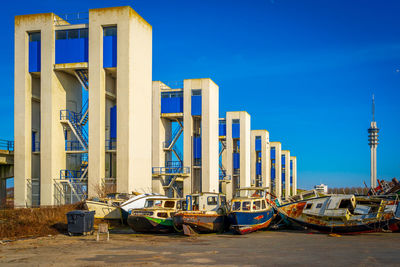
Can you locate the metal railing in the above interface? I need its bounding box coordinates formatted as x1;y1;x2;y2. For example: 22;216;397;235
152;166;190;175
160;81;184;90
54;12;89;26
219;174;232;181
60;169;85;180
65;140;85;151
0;139;14;151
105;139;116;150
163;124;183;149
32;141;40;152
60;109;88;148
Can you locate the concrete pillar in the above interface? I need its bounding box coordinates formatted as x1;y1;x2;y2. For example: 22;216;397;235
89;7;153;195
183;80;193;195
270;142;282;199
201;79;219;193
290;156;297;195
225;111;251;200
250;130;270;189
282;150;291;199
183;79;219;195
152;81;168;195
88;10;106;197
15;13;67;206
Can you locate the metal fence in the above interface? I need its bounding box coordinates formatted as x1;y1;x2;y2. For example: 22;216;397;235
0;139;14;151
54;12;89;26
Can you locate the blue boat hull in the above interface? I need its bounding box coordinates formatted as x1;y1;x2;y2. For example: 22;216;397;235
228;209;275;234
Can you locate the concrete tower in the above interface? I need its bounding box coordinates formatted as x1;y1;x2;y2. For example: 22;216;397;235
368;95;379;188
14;6;153;207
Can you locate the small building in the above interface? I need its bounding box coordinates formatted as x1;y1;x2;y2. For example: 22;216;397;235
314;184;328;194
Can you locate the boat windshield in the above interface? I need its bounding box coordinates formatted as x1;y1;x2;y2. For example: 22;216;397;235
144;200;154;208
253;200;261;210
242;201;251;211
145;199;163;208
232;201;241;211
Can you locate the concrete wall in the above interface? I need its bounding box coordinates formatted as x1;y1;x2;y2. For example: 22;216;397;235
151;81;170;195
183;79;219;195
225;111;251;200
290;156;297;195
15;13;68;206
201;79;219;193
282;150;291;199
270;142;282;199
88;6;153;196
250;130;270;189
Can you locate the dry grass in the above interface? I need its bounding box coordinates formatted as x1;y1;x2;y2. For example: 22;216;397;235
0;202;85;240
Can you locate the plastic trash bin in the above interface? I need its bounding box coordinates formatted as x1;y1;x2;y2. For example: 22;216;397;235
66;210;95;236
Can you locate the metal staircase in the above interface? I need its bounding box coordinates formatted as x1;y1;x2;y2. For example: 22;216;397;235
59;153;88;202
163;120;184;165
57;69;89;204
218;139;228;180
60;110;88;150
75;69;88;90
78;100;89;126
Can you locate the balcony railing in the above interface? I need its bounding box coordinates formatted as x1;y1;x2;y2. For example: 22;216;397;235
152;166;190;175
0;139;14;151
65;140;85;151
54;12;89;26
105;139;116;150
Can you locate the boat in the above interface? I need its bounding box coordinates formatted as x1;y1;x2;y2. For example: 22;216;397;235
127;198;184;233
173;192;228;233
369;178;400;196
85;193;131;220
277;194;400;234
228;187;275;234
119;193;168;220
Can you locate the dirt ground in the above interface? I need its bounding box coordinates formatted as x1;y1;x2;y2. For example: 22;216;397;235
0;228;399;266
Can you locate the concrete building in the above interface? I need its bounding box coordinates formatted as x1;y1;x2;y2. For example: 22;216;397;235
13;6;300;207
290;156;297;195
14;6;152;207
281;150;291;199
270;142;282;199
219;112;251;200
314;183;328;194
152;79;219;198
250;130;270;188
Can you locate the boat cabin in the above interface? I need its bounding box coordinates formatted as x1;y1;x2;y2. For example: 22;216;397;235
185;193;227;212
231;197;269;213
235;187;269;198
131;198;183;219
143;198;183;210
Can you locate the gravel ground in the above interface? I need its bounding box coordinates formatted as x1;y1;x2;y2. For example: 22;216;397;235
0;228;399;266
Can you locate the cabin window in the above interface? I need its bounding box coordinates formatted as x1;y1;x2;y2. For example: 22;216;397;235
177;201;182;209
232;201;241;211
316;203;323;209
207;196;218;205
242;201;251;211
305;203;313;209
145;200;154;208
157;212;168;218
154;200;163;207
164;201;175;208
253;201;261;211
262;200;266;209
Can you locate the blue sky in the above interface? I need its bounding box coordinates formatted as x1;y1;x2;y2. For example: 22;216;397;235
2;0;400;189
